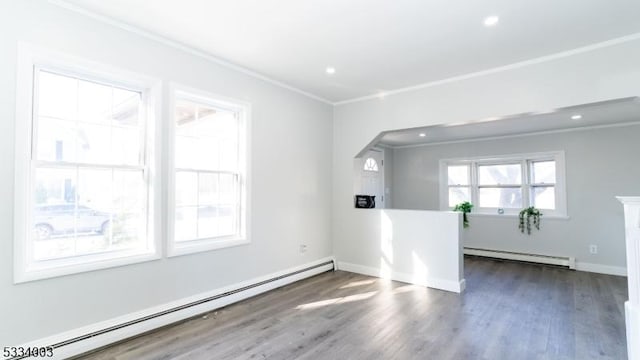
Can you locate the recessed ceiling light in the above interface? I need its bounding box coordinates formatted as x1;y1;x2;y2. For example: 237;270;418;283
325;67;336;75
483;15;499;27
419;133;426;137
571;114;583;120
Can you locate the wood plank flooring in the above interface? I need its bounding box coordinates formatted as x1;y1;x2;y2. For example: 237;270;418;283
78;257;628;360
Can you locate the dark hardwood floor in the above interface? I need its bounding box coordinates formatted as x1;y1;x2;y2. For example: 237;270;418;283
78;257;628;360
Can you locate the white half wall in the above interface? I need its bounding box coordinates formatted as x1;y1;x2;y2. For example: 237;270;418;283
337;209;464;293
333;35;640;278
0;0;332;346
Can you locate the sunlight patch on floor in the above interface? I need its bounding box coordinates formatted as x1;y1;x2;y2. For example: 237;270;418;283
339;279;376;289
295;291;378;310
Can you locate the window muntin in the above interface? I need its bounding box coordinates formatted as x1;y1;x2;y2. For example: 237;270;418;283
170;91;247;255
442;152;565;216
20;64;157;281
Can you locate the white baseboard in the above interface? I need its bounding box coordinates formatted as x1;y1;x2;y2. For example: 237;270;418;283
463;247;627;277
16;257;335;360
575;262;627;276
464;247;575;269
336;261;464;293
627;301;640;360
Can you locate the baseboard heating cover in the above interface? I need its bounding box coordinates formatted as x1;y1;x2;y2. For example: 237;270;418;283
464;247;576;269
11;258;335;360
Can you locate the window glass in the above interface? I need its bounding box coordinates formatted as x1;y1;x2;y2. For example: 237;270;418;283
447;165;469;185
448;187;470;207
478;187;523;208
364;158;378;172
531;161;556;184
532;186;556;209
175;100;238;171
478;163;522;185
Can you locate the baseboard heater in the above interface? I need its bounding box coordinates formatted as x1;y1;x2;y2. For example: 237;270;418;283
10;260;335;360
464;247;576;269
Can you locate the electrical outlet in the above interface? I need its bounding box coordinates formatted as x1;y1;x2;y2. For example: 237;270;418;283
589;245;598;254
299;244;308;253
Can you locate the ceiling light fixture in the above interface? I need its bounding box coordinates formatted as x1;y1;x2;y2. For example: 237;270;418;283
325;67;336;75
483;15;499;27
571;114;583;120
419;133;426;137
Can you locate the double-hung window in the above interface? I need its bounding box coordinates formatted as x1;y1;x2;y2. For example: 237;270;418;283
169;87;249;256
441;152;566;216
15;46;160;282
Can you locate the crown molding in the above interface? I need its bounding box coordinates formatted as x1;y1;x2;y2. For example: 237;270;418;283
334;32;640;106
386;120;640;149
44;1;640;108
47;0;334;105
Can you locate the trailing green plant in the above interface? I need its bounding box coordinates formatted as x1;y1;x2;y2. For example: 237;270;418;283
519;207;542;235
453;201;473;228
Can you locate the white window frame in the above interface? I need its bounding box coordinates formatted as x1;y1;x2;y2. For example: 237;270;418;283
14;44;162;283
167;84;251;257
439;151;567;217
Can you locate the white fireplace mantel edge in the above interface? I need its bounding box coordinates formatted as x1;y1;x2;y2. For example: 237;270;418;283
617;196;640;360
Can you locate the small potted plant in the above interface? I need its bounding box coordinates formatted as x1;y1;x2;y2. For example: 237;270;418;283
519;207;542;234
453;201;473;228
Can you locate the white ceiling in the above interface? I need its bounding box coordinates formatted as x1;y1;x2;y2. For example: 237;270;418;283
56;0;640;103
375;98;640;148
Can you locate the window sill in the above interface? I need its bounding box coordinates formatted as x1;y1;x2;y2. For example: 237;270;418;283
168;236;250;257
15;249;161;284
467;213;570;220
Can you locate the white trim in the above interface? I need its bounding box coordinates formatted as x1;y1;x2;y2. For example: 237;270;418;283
169;238;251;258
15;257;335;359
463;248;627;276
336;261;464;293
387;120;640;150
626;301;640;360
167;83;252;257
464;247;575;269
466;213;570;220
617;196;640;206
14;43;162;283
46;0;333;105
334;32;640;106
575;262;628;276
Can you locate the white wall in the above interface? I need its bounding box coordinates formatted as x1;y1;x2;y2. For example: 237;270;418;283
337;209;464;293
390;124;640;271
0;1;332;345
333;37;640;274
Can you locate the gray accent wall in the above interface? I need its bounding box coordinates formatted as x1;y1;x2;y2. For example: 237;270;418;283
390;124;640;269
